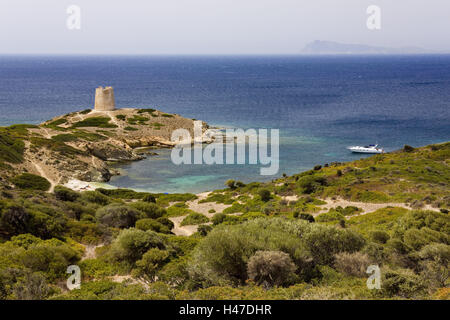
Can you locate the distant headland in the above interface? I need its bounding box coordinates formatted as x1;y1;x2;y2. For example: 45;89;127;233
301;40;432;55
0;86;210;191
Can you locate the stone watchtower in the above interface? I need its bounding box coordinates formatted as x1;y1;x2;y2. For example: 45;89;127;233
94;86;115;111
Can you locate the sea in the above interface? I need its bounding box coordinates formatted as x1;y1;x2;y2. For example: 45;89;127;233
0;55;449;193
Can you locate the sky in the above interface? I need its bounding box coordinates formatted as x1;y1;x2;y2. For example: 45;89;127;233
0;0;449;54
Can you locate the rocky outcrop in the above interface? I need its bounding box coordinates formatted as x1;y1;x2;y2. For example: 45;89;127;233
11;107;209;185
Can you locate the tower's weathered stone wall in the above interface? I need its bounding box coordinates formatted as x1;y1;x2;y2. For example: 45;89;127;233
94;86;115;111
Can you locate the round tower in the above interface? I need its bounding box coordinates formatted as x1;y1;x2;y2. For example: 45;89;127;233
94;86;115;111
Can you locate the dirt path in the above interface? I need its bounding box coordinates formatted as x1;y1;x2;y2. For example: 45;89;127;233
185;192;231;218
33;160;57;193
169;215;200;236
106;111;121;129
281;194;440;217
42;128;52;139
315;197;440;216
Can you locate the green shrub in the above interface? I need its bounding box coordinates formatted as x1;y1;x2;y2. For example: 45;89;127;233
235;181;246;188
0;130;25;164
382;268;425;298
51;134;78;142
299;213;315;223
225;180;236;189
303;225;365;265
116;114;126;121
0;204;31;236
197;225;212;236
298;175;327;194
334;206;361;216
180;213;209;226
188;218;316;286
12;173;50;191
80;191;110;205
142;194;156;203
137;108;156;114
24;206;67;240
124;126;138;131
129;202;166;219
65;220;104;244
333;252;371;277
126;115;149;125
369;230;390;244
403;145;415;153
258;189;271;202
109;228;167;264
156;217;174;230
315;210;344;223
54;186;80;202
135;218;170;234
72;117;117;128
211;213;226;225
79;258;117;279
133;248;170;283
1;238;81;282
95;204;140;228
417;243;450;288
96;188;151;200
247;250;296;288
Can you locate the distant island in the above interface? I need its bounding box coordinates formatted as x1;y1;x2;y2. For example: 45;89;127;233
301;40;431;55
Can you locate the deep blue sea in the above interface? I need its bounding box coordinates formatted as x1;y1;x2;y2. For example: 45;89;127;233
0;55;449;193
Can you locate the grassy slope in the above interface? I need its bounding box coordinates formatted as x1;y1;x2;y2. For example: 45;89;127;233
0;142;448;300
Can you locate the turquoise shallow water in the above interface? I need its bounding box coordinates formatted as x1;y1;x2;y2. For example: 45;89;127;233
1;55;449;193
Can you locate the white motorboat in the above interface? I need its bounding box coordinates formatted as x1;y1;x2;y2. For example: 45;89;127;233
347;144;384;154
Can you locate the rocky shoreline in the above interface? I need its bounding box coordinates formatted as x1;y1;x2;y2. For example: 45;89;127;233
0;107;211;190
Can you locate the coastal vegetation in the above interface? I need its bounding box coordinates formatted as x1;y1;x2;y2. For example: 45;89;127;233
0;122;448;300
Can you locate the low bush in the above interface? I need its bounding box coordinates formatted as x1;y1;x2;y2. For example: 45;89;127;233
258;189;271;202
211;213;226;225
188;218;362;286
108;228;167;264
315;210;344;223
135;218;171;234
197;225;212;236
382;268;425;298
12;173;50;191
298;213;315;223
129;202;166;219
142;194;156;203
333;252;371;277
71;117;117;128
95;204;140;228
247;250;296;288
80;191;110;206
54;186;80;202
133;248;170;283
156;217;174;230
370;230;390;244
180;213;209;226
